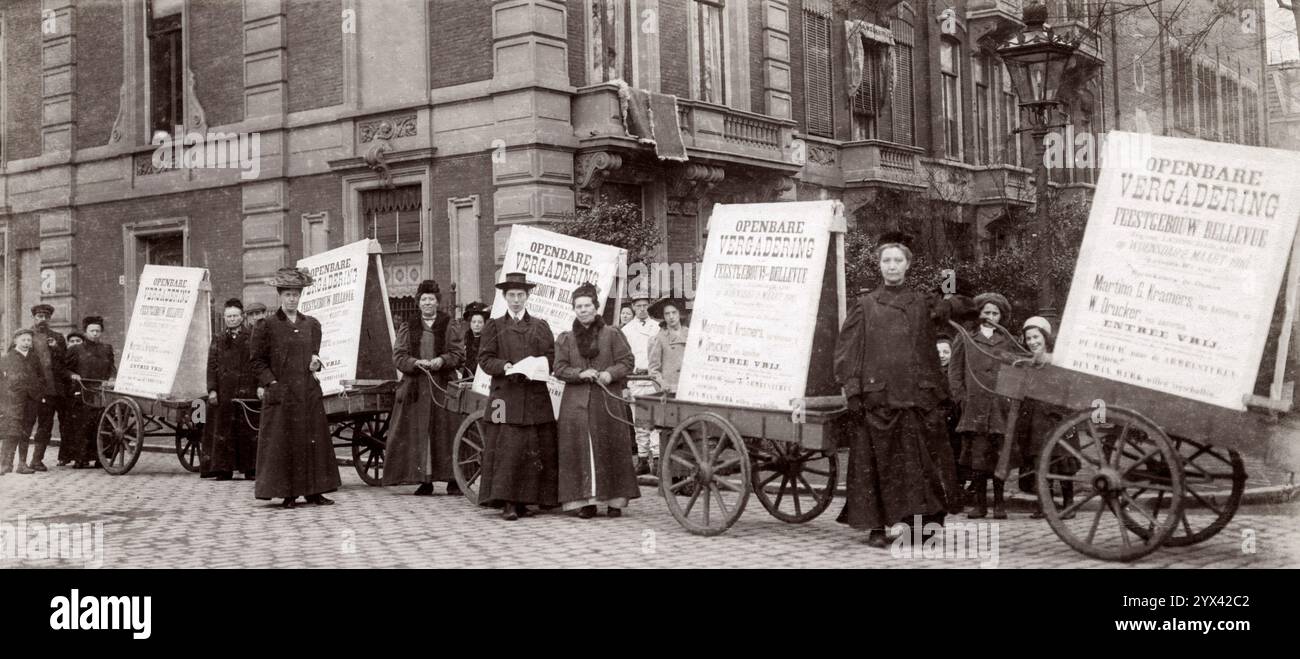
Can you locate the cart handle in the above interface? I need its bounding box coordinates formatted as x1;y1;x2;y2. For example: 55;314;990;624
595;379;660;430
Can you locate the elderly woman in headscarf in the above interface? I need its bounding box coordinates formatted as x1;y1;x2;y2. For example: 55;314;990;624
250;267;341;509
948;291;1015;519
833;237;959;548
553;283;639;519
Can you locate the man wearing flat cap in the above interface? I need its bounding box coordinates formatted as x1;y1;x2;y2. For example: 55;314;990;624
29;303;68;471
250;267;341;508
620;294;659;474
476;272;560;520
384;279;465;496
1;329;43;474
66;315;116;468
243;301;268;330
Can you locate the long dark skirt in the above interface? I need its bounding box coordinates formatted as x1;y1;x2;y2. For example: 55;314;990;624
478;421;559;507
837;405;958;531
70;401;103;463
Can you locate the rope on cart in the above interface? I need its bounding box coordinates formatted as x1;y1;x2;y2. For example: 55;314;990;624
418;365;457;412
596;378;660;430
947;320;1036;398
232;398;262;431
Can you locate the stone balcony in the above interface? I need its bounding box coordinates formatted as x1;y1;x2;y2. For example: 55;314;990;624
839;140;927;190
571;83;799;174
968;0;1024;46
972;163;1036;206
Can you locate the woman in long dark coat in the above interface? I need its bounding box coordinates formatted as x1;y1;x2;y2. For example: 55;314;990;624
553;283;639;518
477;273;559;520
948;292;1015;519
67;316;116;468
460;302;488;379
251;267;341;508
205;301;259;480
833;241;959;548
384;280;465;495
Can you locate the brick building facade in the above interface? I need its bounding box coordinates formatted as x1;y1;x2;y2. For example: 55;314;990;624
0;0;1280;344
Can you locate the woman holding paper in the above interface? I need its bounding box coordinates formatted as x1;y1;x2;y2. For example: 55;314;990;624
832;236;960;548
250;267;341;509
476;272;560;521
553;283;639;519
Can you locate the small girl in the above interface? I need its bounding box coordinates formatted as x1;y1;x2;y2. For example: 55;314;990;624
948;292;1014;519
1015;317;1076;519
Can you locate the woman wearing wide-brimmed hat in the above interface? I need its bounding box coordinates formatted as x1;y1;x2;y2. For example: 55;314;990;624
383;279;466;496
553;282;639;518
250;267;341;508
476;272;560;520
948;291;1016;519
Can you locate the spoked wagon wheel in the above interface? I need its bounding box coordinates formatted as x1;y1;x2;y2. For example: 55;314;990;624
97;398;145;475
1037;407;1184;562
347;413;388;486
1121;438;1245;548
748;439;838;523
452;410;486;505
175;425;203;473
659;413;751;536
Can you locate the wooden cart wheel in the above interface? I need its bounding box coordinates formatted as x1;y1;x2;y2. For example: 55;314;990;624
1036;407;1184;562
175;425;203;473
659;413;751;536
96;398;145;476
452;410;486;505
347;414;388;486
749;439;838;523
1120;438;1245;547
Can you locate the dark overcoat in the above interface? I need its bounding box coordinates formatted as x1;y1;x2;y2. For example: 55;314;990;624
0;349;43;439
553;321;639;507
832;285;959;530
66;341;116;463
948;328;1013;434
383;314;465;485
206;326;259;474
250;309;340;500
476;311;559;506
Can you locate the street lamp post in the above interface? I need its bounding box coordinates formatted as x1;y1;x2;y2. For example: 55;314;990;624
997;1;1103;326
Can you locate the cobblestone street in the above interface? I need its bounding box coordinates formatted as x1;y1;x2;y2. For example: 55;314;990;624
2;451;1297;569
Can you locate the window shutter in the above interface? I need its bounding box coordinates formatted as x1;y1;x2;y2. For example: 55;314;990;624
803;7;833;138
890;16;914;146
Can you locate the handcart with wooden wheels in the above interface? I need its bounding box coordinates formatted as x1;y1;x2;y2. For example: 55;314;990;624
91;264;213;475
80;378;208;475
986;134;1300;562
448;376;490;504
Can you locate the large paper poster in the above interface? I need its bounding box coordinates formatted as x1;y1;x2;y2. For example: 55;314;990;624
472;226;626;417
676;200;842;411
1055;132;1300;410
116;265;210;399
297;239;381;396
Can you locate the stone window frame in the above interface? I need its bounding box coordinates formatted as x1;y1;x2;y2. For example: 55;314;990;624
301;211;330;257
340;164;434;284
121;216;190;327
111;0;205;148
686;0;749;109
1;10;7;166
446;195;482;312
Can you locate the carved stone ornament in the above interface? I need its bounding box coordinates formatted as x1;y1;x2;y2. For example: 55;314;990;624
359;114;418;143
667;163;725;198
575;151;624;191
808;143;837;166
363;140;395;188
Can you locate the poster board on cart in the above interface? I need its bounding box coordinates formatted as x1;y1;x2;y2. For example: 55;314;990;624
115;265;212;400
296;239;398;397
675;200;846;412
471;225;627;417
1054;132;1300;410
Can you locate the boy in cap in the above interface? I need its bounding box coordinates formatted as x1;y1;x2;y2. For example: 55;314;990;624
620;295;659;474
1;329;43;474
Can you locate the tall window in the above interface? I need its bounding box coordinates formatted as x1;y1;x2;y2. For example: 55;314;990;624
589;0;635;85
1171;48;1194;132
803;4;833;137
1065;0;1093;23
973;55;993;164
1243;86;1261;145
852;44;886;140
1222;75;1240;143
1001;63;1021;166
1197;61;1219;140
362;185;423;255
890;12;915;146
940;40;962;160
147;0;184;140
692;0;725;104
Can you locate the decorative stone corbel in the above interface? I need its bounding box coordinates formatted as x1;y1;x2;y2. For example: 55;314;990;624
667;163;725;199
363;140;394;188
576;151;624;191
109;81;131;144
184;68;207;135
